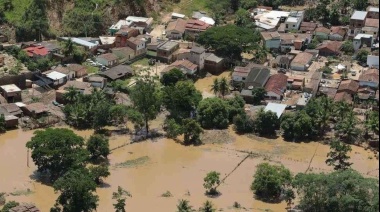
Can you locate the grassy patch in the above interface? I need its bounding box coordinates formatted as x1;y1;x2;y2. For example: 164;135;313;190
115;156;150;168
131;58;150;68
161;191;173;197
85;65;99;74
166;0;210;17
2;0;31;24
10;189;33;196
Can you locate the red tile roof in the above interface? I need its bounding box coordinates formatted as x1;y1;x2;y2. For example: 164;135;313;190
334;91;353;103
330;26;347;37
233;67;251;78
172;59;198;71
24;46;49;57
300;22;317;32
185;19;211;31
359;68;379;83
265;73;288;95
315;26;330;34
316;41;342;53
338;80;359;93
365;18;379;28
166;18;187;33
98;53;118;61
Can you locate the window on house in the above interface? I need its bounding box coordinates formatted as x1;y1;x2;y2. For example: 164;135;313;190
286;24;289;28
293;25;295;27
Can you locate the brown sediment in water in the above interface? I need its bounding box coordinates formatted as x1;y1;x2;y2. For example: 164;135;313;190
0;127;378;211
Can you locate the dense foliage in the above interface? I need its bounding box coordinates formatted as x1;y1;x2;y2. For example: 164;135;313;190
86;134;110;161
254;109;280;136
325;139;353;170
51;168;99;212
64;90;113;130
198;25;261;61
26;128;89;181
197;98;230;129
0;114;5;133
130;74;162;133
160;68;186;86
251;163;292;201
293;170;379;212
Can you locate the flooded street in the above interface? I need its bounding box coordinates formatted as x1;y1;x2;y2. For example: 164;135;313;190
0;127;378;211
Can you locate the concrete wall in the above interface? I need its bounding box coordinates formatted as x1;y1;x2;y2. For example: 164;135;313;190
367;55;379;68
0;75;27;89
265;39;281;50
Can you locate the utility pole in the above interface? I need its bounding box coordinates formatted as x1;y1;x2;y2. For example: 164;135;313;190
27;149;29;167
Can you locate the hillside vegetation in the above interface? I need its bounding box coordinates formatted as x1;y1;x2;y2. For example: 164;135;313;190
0;0;160;42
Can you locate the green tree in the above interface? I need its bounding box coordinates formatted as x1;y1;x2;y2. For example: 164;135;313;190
164;118;183;139
353;0;368;10
329;4;341;25
163;81;202;120
63;87;80;104
235;8;251;27
112;186;132;212
198;25;261;61
176;199;194;212
210;78;220;96
0;114;6;133
183;119;203;145
130;74;162;134
341;40;355;55
240;0;258;9
326;139;353;170
251;87;266;105
280;111;314;141
86;134;110;161
365;111;379;137
284;189;295;210
334;101;351;122
110;104;128;127
293;170;379;212
203;171;220;195
62;38;77;57
51;168;98;212
336;111;361;143
226;95;245;121
26;128;88;181
233;113;254;134
251;163;292;201
126;108;145;133
219;77;230;98
1;201;20;212
161;68;186;86
197;98;230;129
254;108;280;136
89;165;110;185
357;49;369;64
199;200;216;212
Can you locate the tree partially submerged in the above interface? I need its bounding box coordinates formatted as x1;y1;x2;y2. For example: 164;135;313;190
86;134;110;161
112;186;132;212
251;163;292;201
203;171;221;195
51;168;99;212
26;128;89;181
326;139;353;170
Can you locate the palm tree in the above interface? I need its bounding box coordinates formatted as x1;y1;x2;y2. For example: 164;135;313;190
334;101;351;122
210;78;220;97
63;87;80;103
364;111;379;138
199;200;216;212
62;38;76;57
219;77;229;98
177;199;194;212
336;111;361;144
318;96;333;135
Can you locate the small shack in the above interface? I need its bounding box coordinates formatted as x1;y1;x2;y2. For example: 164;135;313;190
21;103;49;118
0;84;22;103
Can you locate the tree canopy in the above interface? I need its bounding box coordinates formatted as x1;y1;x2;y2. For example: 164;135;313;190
51;168;99;212
197;98;230;129
160;68;186;86
130;74;162;133
325;139;353;170
86;134;110;161
251;163;292;201
203;171;221;195
293;170;379;212
198;25;261;61
254;109;280;136
26;128;88;181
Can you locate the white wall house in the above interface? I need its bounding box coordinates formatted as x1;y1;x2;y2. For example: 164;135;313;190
353;34;374;51
367;55;379;68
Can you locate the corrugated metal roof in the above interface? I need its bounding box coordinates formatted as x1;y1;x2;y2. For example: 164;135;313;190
61;37;98;48
351;11;368;20
46;71;67;80
264;103;287;118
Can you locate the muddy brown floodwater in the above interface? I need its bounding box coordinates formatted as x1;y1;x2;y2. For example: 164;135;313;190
1;127;378;212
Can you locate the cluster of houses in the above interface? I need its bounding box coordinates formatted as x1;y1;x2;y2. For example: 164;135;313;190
229;5;380;113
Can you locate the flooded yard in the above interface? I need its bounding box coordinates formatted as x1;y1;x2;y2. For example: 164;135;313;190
0;127;378;211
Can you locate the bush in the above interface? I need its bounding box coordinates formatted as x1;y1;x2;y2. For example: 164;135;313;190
197;98;230;129
251;163;292;201
233;113;254;133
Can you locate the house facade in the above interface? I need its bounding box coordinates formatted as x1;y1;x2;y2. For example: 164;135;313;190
96;53;119;67
329;26;347;41
290;52;313;71
265;73;289;100
316;41;342;56
353;34;374;51
157;41;180;63
261;31;281;50
166;19;187;40
314;27;330;40
359;69;379;88
349;11;368;37
127;37;147;56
